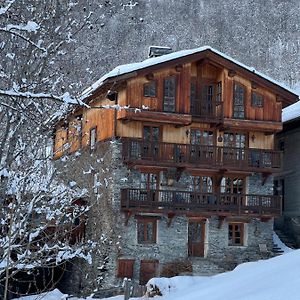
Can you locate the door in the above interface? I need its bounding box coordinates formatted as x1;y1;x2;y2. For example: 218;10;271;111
190;129;214;164
140;173;159;202
220;177;245;207
142;126;161;159
140;260;158;285
163;76;176;112
201;84;214;117
188;220;205;257
223;132;247;167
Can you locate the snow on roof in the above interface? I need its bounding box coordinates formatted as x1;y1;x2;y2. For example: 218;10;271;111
80;45;298;100
282;100;300;123
282;84;300;123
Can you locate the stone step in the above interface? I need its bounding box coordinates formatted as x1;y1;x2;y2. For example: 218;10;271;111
275;230;297;249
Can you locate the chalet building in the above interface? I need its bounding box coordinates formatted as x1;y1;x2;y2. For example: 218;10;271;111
275;101;300;247
52;46;298;294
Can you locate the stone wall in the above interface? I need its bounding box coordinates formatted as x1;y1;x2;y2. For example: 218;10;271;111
54;139;276;294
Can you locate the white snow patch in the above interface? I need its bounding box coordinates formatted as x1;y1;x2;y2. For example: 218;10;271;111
5;21;40;32
148;249;300;300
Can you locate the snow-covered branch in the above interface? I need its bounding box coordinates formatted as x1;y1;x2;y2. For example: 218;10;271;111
0;88;87;106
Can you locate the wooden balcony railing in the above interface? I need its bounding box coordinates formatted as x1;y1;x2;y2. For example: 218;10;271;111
122;138;281;171
121;188;281;217
190;100;223;120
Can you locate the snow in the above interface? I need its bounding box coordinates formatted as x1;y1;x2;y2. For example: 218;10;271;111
13;289;123;300
148;249;300;300
81;46;298;99
273;232;293;253
13;247;300;300
282;100;300;123
5;21;40;33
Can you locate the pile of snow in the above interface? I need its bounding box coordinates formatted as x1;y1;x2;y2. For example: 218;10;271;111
13;289;123;300
148;249;300;300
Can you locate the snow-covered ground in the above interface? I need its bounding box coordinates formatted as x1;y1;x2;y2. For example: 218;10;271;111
15;236;298;300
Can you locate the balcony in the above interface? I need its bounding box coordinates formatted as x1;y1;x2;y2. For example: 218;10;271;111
122;138;282;172
121;188;281;217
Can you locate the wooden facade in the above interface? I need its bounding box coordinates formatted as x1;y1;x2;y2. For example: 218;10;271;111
53;48;297;219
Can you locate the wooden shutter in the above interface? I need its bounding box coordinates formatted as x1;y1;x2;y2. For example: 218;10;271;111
117;259;135;278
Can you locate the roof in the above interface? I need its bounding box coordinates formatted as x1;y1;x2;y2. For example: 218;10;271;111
282;100;300;123
80;45;299;102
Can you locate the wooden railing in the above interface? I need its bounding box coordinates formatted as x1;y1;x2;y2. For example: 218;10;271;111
122;138;281;171
121;188;281;216
190;100;223;120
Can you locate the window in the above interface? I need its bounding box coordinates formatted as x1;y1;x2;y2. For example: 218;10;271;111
228;223;244;246
251;92;264;108
90;127;97;150
278;139;285;151
137;217;157;244
190;129;214;145
143;81;156;97
163;76;176;112
233;83;245;119
223;132;246;148
192;176;213;193
140;173;158;190
216;81;222;104
221;177;244;194
117;259;135;278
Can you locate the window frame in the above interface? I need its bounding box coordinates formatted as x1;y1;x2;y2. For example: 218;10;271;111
228;222;244;246
137;217;157;244
143;81;157;98
90;127;97;150
251;91;264;108
163;75;177;112
233;82;246;119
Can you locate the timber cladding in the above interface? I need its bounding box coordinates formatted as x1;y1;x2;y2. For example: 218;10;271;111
52;52;294;160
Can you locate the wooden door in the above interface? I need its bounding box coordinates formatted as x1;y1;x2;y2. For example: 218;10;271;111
188;220;205;257
223;132;247;167
142;126;161;159
140;260;158;285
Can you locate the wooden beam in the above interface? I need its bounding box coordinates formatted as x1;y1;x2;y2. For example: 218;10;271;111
124;211;132;226
222;118;282;133
167;212;175;227
218;216;226;228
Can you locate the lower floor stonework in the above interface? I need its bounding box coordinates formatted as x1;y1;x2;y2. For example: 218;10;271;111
118;215;274;284
60;216;275;296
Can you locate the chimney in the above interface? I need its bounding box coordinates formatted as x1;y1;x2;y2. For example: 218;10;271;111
148;46;172;58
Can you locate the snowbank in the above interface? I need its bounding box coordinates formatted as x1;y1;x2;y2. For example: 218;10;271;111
148;249;300;300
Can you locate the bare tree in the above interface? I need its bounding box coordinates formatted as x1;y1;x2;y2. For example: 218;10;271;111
0;1;96;299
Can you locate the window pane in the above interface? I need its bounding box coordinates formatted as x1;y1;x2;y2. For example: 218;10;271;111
163;77;176;112
144;81;156;97
233;83;245;119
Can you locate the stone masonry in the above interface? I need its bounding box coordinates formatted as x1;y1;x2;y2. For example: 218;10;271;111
54;138;275;295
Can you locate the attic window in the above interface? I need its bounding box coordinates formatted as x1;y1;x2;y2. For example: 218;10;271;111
251;92;264;108
143;81;156;97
